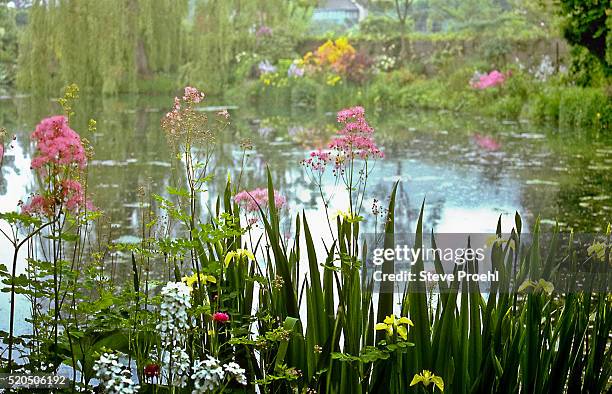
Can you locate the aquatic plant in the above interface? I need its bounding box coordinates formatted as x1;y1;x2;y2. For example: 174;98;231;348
1;86;610;394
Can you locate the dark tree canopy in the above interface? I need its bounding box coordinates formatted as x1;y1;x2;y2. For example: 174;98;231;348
558;0;612;74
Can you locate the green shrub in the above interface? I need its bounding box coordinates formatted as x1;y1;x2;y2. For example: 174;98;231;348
558;87;610;130
290;77;319;106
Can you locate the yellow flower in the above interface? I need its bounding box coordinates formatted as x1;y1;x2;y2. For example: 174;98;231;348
374;314;414;340
224;249;255;267
326;75;342;86
517;278;554;295
410;370;444;392
181;273;216;290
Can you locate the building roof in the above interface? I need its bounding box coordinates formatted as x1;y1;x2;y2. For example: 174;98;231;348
318;0;360;11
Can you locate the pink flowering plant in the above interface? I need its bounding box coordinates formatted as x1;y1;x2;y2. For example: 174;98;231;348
470;70;508;90
302;106;383;222
235;187;286;226
21;115;94;217
159;86;230;231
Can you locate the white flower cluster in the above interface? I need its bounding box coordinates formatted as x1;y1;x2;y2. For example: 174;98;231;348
157;281;192;346
532;55;555;82
374;54;396;72
191;357;225;393
156;281;192;387
224;361;247;385
93;352;139;394
191;357;247;393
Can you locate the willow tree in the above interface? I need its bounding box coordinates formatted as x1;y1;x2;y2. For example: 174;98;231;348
184;0;313;95
17;0;188;95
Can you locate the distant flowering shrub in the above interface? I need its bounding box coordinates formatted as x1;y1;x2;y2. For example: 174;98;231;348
302;37;373;85
470;70;508;89
258;60;277;75
93;352;140;394
306;37;356;73
287;62;304;78
235;188;286;212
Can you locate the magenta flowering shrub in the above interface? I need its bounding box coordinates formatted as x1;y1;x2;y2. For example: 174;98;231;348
21;115;93;216
470;70;508;90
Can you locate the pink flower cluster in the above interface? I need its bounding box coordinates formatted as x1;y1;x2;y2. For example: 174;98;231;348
163;87;207;135
62;179;95;212
21;179;95;216
303;106;383;174
235;188;286;212
302;150;331;172
470;70;507;90
30;116;87;170
21;116;94;216
21;194;54;216
182;86;205;104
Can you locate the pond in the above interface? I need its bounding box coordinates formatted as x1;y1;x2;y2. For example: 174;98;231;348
2;94;610;240
1;93;611;338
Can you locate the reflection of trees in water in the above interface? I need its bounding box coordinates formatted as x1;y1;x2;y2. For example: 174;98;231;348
4;94;610;240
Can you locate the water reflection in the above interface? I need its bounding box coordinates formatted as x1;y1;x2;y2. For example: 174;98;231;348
0;95;611;253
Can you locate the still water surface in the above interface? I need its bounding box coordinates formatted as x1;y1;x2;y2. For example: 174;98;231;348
2;94;610;237
1;94;611;336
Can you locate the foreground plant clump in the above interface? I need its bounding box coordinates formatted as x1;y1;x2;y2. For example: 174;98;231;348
0;86;610;393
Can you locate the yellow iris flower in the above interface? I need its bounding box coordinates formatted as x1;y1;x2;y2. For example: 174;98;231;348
374;314;414;340
410;370;444;392
224;249;255;267
181;273;216;290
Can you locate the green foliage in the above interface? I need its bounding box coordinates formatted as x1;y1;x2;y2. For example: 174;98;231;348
566;46;607;87
2;86;611;392
17;0;188;95
558;0;612;75
0;3;18;87
182;0;311;95
557;87;611;131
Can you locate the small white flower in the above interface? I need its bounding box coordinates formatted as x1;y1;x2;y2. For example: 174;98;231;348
93;352;139;394
224;361;247;385
191;356;226;393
